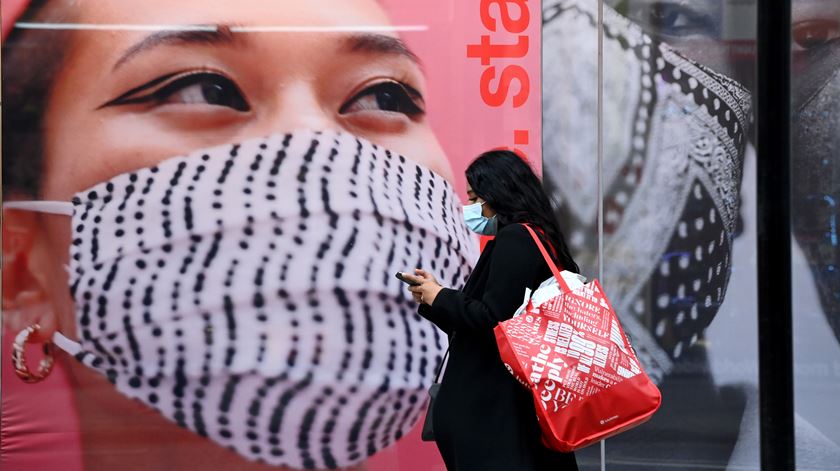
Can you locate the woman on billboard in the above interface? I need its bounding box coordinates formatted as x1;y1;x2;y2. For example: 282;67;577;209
2;0;479;469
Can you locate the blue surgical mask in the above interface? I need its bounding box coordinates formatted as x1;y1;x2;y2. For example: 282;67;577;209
463;201;498;235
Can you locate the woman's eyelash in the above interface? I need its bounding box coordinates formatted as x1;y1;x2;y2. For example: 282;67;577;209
99;74;421;116
340;80;425;116
393;81;424;107
99;71;248;110
98;72;181;108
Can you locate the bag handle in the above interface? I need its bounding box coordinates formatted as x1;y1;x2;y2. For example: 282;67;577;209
433;347;449;384
520;224;571;293
432;332;454;384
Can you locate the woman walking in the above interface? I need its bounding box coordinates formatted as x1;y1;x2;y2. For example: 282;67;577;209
403;150;581;471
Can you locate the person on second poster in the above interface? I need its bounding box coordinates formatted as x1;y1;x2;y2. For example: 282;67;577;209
402;150;580;471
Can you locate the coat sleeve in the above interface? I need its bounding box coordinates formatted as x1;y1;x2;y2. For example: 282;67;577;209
430;224;544;332
417;303;455;335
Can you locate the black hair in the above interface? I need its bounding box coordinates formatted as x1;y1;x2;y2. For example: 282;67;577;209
466;150;580;274
2;0;74;197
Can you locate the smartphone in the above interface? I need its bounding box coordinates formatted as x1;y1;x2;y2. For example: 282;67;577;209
395;272;421;286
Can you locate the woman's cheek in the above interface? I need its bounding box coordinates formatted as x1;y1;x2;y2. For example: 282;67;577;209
415;128;453;182
342;110;412;135
56;120;235;195
338;116;453;181
387;128;453;182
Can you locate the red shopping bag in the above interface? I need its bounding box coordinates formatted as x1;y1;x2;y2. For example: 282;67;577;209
494;225;661;452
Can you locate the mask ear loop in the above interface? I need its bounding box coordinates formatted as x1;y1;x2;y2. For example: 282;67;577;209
51;332;82;356
2;201;74;216
53;332;104;370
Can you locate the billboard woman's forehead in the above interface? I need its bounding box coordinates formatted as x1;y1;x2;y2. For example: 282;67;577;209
109;28;420;73
77;0;394;28
60;0;409;71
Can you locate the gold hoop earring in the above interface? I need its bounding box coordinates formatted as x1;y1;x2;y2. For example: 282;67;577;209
11;324;55;383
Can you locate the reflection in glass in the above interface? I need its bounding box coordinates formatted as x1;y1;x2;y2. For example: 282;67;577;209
791;0;840;468
543;0;756;468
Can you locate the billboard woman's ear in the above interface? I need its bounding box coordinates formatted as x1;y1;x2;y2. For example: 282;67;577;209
2;208;58;343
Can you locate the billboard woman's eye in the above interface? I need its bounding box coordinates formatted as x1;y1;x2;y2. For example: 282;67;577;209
100;71;250;111
793;19;840;51
623;2;717;38
340;81;425;117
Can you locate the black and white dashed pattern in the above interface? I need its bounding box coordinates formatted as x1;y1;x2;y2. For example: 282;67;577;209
65;130;478;469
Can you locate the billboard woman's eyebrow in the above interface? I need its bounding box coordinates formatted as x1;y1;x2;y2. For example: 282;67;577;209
113;30;418;71
113;25;239;71
342;33;421;66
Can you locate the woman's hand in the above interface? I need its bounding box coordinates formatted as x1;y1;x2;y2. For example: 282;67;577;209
403;268;444;306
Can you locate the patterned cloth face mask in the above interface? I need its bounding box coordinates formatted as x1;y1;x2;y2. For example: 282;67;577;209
5;129;479;469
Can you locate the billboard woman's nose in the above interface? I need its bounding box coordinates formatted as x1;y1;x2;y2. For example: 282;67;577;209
258;82;340;134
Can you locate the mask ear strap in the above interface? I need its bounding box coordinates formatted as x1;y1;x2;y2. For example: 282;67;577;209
53;332;106;370
3;201;73;216
52;332;82;356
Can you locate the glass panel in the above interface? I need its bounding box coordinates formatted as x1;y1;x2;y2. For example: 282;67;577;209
791;0;840;468
600;1;760;468
542;2;603;467
543;0;759;468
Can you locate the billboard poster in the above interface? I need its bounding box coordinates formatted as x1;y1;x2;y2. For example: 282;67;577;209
542;1;840;469
1;1;540;470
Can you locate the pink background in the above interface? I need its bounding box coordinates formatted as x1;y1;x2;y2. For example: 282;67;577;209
381;0;542;193
0;1;541;470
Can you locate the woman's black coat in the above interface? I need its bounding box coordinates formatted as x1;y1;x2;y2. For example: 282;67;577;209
418;224;578;471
